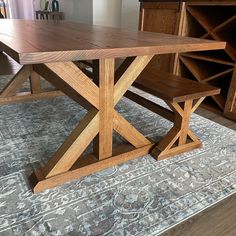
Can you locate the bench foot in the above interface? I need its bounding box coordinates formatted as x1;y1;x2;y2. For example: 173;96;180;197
151;129;202;160
151;98;204;160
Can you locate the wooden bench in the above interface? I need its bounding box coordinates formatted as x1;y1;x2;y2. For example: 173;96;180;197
125;70;220;160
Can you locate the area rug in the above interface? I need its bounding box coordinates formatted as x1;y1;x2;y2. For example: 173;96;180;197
0;76;236;236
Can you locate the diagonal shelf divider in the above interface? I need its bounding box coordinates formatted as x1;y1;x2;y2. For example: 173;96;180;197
178;2;236;115
179;56;226;110
186;5;236;60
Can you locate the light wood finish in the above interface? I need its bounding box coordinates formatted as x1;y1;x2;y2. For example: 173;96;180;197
130;69;219;160
0;91;63;105
0;52;64;105
30;70;41;94
114;55;153;105
45;62;99;108
0;63;65;105
31;55;156;192
125;90;174;122
134;70;220;102
0;66;31;96
0;20;225;64
97;58;114;160
115;57;135;82
33;63;91;110
113;111;151;148
0;19;226;192
43;108;99;178
30;143;154;193
139;1;236;120
1;52;235;131
152;98;202;160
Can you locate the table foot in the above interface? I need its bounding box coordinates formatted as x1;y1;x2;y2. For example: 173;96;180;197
30;143;154;193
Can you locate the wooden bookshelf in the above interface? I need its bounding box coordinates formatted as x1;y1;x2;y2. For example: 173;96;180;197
139;1;236;120
177;2;236;120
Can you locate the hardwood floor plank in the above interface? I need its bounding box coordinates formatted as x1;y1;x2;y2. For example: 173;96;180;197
161;193;236;236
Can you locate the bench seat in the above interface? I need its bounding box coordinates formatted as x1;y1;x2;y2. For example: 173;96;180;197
126;69;221;160
134;70;220;103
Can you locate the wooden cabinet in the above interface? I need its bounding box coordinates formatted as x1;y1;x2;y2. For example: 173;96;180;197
139;1;184;73
139;0;236;120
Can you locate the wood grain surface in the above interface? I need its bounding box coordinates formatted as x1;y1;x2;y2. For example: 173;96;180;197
161;193;236;236
0;19;225;64
134;70;220;102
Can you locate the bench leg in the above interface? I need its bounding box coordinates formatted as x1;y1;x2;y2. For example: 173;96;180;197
151;98;205;160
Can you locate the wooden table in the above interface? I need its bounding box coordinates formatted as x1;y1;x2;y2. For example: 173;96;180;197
0;19;225;193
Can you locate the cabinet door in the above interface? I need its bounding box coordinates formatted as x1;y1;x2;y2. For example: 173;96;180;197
139;2;182;73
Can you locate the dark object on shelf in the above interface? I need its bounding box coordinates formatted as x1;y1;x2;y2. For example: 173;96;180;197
35;10;63;20
139;0;236;120
52;0;59;12
45;1;49;11
0;0;6;18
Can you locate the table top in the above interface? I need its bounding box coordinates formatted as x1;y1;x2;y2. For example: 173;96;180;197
0;19;225;65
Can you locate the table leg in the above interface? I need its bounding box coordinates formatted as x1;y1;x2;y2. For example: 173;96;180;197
96;58;114;160
30;56;155;193
0;65;63;104
30;70;41;94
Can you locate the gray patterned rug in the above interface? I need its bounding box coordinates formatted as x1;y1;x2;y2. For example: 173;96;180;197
0;76;236;236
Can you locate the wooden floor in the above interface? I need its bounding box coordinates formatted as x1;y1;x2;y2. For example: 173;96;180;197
1;53;236;234
196;107;236;131
161;193;236;236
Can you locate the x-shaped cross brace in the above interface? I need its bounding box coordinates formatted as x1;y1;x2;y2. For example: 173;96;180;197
151;99;203;160
30;55;155;192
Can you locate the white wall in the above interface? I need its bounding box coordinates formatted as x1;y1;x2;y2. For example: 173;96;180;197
121;0;139;30
33;0;93;23
93;0;122;27
9;0;140;29
62;0;93;24
8;0;35;19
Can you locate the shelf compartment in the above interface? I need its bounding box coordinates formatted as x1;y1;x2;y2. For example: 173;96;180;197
179;56;233;110
181;50;235;66
211;24;236;61
213;15;236;34
179;56;232;81
208;72;233;99
187;5;236;61
187;6;236;32
203;68;233;83
184;10;207;38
